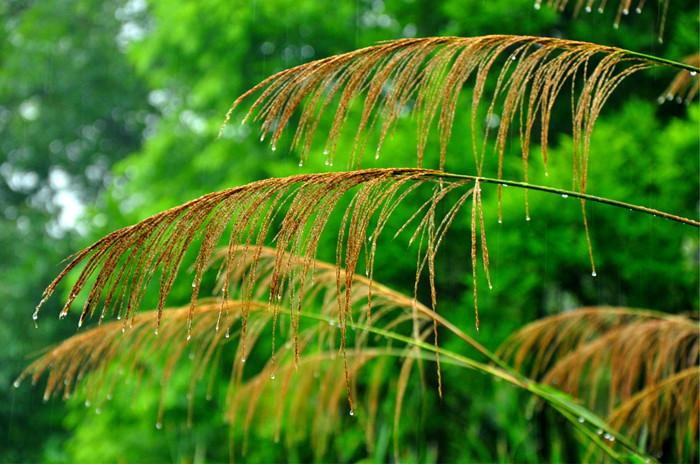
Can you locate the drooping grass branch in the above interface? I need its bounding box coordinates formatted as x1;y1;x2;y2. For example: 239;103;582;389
34;168;699;340
19;297;653;462
225;35;696;189
498;307;700;460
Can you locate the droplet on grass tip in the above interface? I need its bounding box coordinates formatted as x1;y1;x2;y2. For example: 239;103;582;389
591;271;597;277
349;409;355;416
561;194;568;198
155;422;162;430
13;379;21;388
690;71;697;76
577;417;585;423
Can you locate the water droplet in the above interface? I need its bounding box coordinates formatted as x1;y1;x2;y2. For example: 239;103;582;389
259;134;265;142
526;216;531;222
77;319;83;328
488;284;493;290
323;149;329;155
613;22;619;29
374;151;380;160
154;328;159;336
271;145;277;152
13;379;21;388
591;271;597;277
585;5;592;12
191;280;196;288
84;400;91;408
596;428;603;435
95;408;101;415
497;219;502;224
43;392;49;402
561;194;568;198
577;416;585;423
32;312;39;321
635;7;642;13
121;327;126;334
270;373;276;380
186;334;192;341
241;357;246;363
225;330;230;339
691;71;698;77
533;2;541;10
622;8;629;15
298;161;303;167
117;315;121;320
155;422;162;430
349;409;355;416
511;55;517;61
106;394;112;401
324;159;330;166
597;7;604;13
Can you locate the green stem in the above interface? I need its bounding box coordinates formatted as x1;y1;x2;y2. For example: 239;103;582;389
417;170;700;227
623;49;700;73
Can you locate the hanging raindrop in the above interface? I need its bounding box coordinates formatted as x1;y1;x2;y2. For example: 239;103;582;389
561;194;568;198
691;71;698;77
349;409;355;416
298;160;304;167
270;373;276;380
155;422;163;430
577;417;585;423
591;271;597;277
13;379;21;389
585;5;592;12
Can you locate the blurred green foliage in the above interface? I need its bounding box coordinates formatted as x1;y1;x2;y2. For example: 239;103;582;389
2;0;698;462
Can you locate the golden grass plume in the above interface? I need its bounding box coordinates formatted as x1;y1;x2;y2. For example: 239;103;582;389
499;306;699;459
21;246;484;457
226;35;656;192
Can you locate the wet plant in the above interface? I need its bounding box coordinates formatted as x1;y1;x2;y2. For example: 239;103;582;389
22;31;700;462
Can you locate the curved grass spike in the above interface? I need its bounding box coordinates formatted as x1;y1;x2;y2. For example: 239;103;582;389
498;306;699;461
33;169;700;337
33;168;699;332
534;0;671;43
608;367;699;460
225;35;697;177
20;298;654;462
